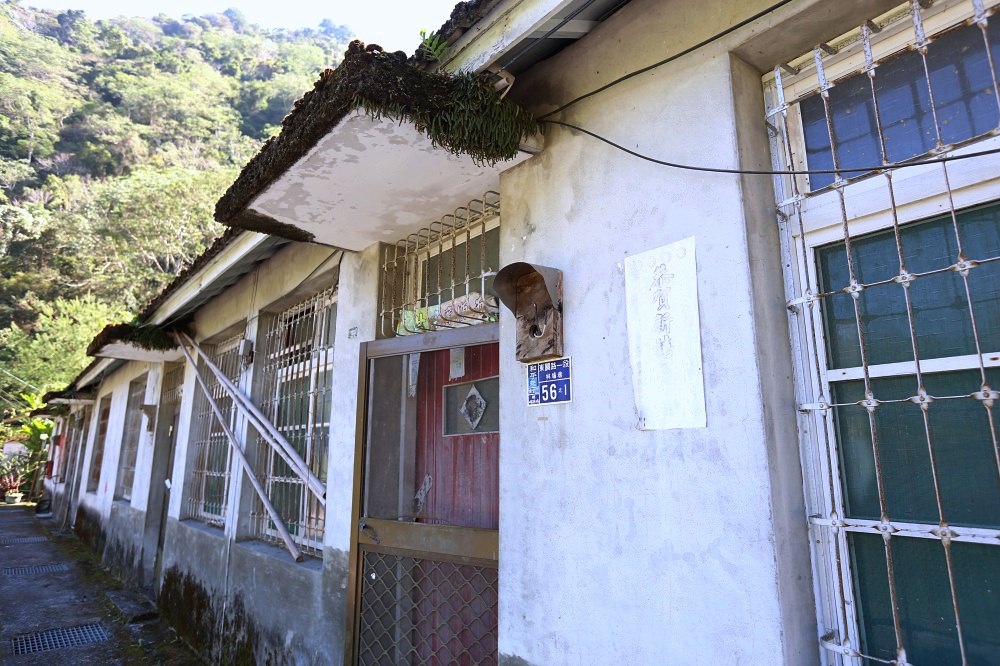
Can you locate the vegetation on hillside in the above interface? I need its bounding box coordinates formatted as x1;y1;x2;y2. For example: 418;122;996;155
0;2;351;402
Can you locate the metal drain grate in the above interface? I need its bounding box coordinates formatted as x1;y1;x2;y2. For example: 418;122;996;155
8;624;109;655
0;536;47;545
3;563;70;576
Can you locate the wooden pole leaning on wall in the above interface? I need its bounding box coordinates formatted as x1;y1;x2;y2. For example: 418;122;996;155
176;331;327;507
176;338;304;562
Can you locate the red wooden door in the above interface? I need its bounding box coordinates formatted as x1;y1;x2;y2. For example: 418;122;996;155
352;335;500;666
413;344;499;665
414;343;499;529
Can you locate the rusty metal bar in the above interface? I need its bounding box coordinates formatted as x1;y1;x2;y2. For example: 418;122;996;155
770;3;1000;664
178;331;327;507
817;39;910;662
253;290;335;555
378;192;500;337
772;59;862;657
867;18;972;655
177;336;303;562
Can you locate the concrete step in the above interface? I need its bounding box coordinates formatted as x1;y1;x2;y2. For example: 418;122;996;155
105;589;159;624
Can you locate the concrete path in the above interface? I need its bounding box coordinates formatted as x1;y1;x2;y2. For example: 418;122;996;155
0;503;199;664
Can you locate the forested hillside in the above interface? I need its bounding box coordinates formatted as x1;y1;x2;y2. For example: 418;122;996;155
0;2;351;402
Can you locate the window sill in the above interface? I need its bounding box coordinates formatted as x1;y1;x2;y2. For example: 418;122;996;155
234;538;323;570
178;517;226;539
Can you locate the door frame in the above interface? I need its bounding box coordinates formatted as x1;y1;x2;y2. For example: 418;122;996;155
344;322;500;664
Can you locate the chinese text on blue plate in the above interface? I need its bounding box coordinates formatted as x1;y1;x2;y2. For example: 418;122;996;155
527;357;572;406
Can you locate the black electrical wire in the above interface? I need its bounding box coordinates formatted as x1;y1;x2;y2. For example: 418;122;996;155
539;0;799;120
544;119;1000;176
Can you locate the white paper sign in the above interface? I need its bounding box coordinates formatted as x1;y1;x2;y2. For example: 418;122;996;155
449;347;466;380
624;237;706;429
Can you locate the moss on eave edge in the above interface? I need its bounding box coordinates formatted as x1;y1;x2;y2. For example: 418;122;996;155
86;322;179;357
216;40;537;227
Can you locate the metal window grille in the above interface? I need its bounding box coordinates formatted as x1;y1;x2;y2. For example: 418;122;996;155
161;363;184;407
86;396;112;493
358;548;498;665
115;374;146;500
250;289;336;556
185;333;243;526
380;191;501;337
58;408;89;484
766;2;1000;664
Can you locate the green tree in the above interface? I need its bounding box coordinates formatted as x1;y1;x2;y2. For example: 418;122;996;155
0;2;353;391
0;74;76;163
0;295;130;397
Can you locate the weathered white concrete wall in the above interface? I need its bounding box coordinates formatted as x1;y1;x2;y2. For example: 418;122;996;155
157;240;374;662
77;361;149;517
128;365;161;513
494;0;829;662
325;242;380;551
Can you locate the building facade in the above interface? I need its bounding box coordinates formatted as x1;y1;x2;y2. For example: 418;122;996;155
45;0;1000;663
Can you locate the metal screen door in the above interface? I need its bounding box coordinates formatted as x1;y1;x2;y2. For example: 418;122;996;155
346;324;500;665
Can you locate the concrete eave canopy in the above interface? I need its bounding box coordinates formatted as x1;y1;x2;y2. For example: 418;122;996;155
216;42;539;249
47;397;95;406
90;342;182;363
245;111;536;250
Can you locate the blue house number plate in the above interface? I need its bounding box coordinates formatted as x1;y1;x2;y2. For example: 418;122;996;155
527;357;572;406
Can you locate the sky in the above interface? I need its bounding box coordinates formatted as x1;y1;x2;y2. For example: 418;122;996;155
23;0;460;52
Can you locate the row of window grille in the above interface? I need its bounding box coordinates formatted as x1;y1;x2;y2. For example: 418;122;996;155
114;374;146;501
87;396;111;493
58;407;89;484
379;192;501;338
249;289;336;556
767;1;1000;663
161;363;184;408
185;333;242;525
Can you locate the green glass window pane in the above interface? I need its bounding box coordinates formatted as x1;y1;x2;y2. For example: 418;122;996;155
820;229;917;368
271;455;293;478
850;533;1000;665
277;377;309;428
819;204;1000;368
315;369;332;423
311;431;329;482
272;481;302;535
800;75;881;191
926;23;1000;148
952;540;1000;664
424;227;499;306
850;532;897;662
203;476;225;516
323;303;337;347
832;369;1000;528
960;207;1000;356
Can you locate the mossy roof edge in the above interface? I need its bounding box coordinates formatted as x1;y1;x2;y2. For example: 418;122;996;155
409;0;505;67
86;322;179;357
215;40;536;232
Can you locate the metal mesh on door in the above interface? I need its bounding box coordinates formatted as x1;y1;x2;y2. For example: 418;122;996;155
358;549;498;666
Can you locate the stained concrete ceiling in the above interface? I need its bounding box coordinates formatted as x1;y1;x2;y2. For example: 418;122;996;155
244;111;535;250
